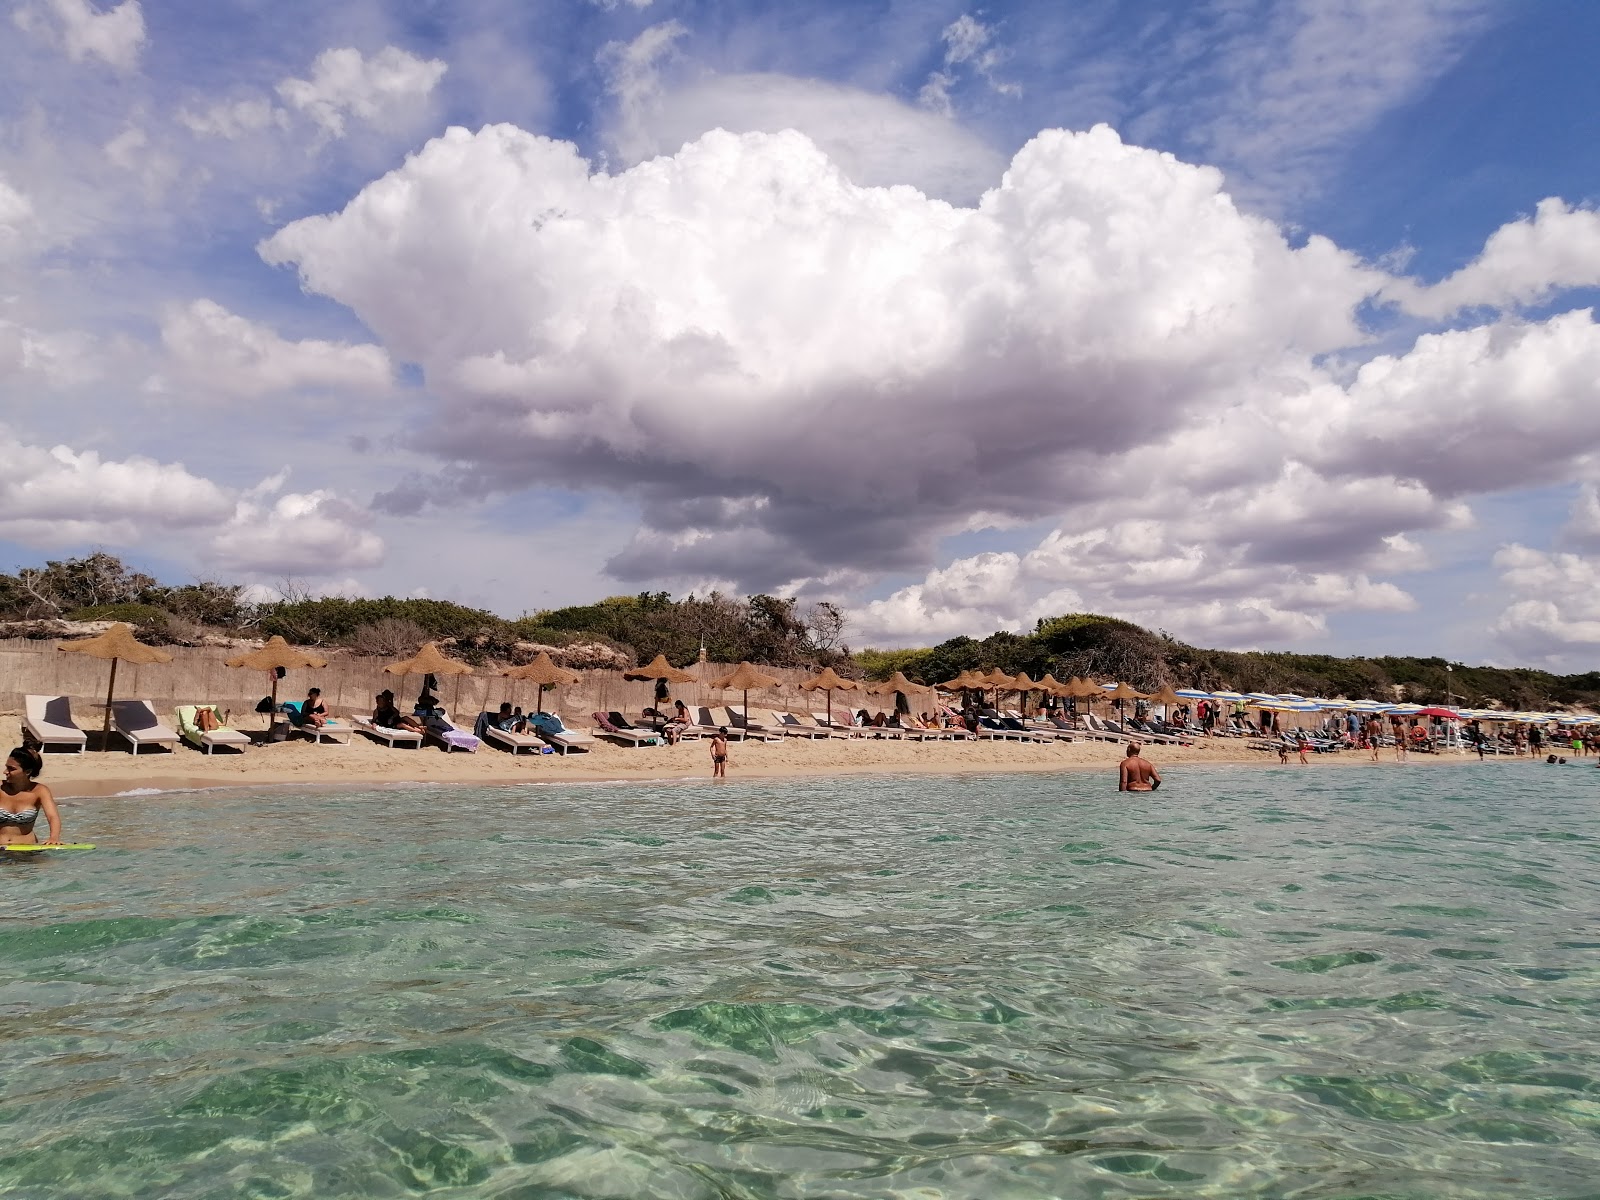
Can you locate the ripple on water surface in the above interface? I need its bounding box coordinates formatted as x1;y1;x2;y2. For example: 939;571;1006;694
3;764;1600;1198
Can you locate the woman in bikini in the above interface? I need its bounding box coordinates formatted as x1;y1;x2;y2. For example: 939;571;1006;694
1;747;62;848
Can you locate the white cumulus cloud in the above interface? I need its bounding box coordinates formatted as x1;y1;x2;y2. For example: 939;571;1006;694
155;299;392;398
255;117;1600;647
1490;544;1600;664
600;22;1003;203
0;428;385;580
277;46;448;138
210;490;386;577
1386;199;1600;319
14;0;146;70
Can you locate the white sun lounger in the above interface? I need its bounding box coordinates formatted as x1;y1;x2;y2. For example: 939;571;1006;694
694;707;745;741
768;711;831;738
528;715;595;755
23;695;88;752
176;705;251;754
721;706;781;741
483;725;546;754
423;711;479;753
109;699;178;754
353;715;424;748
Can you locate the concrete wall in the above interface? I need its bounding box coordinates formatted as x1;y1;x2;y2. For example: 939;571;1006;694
0;639;891;725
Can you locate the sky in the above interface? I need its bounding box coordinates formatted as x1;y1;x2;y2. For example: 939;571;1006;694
4;0;1600;667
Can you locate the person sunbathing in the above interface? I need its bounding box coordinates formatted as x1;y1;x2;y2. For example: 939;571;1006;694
373;690;425;733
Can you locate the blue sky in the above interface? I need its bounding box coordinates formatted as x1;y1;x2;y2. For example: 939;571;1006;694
4;0;1600;667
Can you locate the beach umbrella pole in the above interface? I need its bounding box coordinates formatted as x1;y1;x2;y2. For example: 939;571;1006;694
102;657;118;742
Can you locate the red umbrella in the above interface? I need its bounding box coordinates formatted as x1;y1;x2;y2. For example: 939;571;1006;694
1414;706;1460;719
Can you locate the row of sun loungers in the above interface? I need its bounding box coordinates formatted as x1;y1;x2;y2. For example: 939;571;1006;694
21;695;1112;758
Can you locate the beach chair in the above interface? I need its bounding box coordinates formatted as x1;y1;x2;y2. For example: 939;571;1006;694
611;711;678;740
279;701;351;745
482;723;546;754
768;711;831;738
422;710;479;753
353;714;424;748
23;695;88;752
529;713;595;755
721;706;782;741
109;699;178;754
175;705;251;754
593;712;660;747
807;713;860;738
694;707;745;741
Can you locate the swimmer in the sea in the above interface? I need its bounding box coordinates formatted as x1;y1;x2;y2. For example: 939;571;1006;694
1118;742;1161;792
1;747;61;848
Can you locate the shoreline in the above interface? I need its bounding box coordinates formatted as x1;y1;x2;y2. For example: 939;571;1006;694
14;722;1512;801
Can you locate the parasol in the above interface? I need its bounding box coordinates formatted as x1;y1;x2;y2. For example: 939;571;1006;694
226;635;328;731
706;661;781;728
502;651;581;715
623;652;699;704
384;642;473;713
58;623;173;745
866;670;930;716
800;666;859;727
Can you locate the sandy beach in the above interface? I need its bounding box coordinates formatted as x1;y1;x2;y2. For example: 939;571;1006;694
4;714;1493;800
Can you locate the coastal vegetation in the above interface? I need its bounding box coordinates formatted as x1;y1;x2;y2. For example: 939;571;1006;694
2;554;1594;710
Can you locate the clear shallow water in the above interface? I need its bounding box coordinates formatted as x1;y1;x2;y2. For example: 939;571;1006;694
3;764;1599;1199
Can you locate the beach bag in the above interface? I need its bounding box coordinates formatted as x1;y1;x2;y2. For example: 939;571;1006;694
255;696;276;714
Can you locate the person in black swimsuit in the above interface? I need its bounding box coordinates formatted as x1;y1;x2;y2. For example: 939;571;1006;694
1;747;61;847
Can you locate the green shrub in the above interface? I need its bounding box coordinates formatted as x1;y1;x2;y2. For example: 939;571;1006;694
66;603;170;625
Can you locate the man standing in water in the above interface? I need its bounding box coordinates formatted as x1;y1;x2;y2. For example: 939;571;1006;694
1118;742;1161;792
710;728;730;779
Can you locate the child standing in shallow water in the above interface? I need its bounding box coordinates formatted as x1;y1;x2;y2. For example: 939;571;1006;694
710;729;729;779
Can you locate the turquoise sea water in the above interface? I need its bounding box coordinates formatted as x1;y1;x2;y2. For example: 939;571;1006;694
2;764;1598;1199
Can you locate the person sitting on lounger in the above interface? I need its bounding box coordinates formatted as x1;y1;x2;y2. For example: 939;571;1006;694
374;691;425;733
300;688;328;728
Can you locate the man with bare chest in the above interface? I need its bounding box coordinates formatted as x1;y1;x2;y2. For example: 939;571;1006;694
1118;743;1161;792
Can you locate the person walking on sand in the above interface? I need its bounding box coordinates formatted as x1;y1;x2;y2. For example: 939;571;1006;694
710;728;730;779
1118;742;1161;792
1296;730;1310;765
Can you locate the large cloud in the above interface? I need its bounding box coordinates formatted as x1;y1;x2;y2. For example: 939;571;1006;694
257;119;1600;645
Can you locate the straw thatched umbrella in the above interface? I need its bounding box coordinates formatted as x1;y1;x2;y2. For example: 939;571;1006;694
1036;673;1069;696
623;652;699;705
225;636;328;729
58;623;174;744
1034;673;1069;714
707;661;781;727
976;667;1014;712
867;670;930;716
502;651;581;716
1145;684;1183;713
1105;681;1148;723
384;642;473;713
1010;671;1040;716
800;666;859;727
